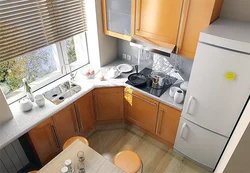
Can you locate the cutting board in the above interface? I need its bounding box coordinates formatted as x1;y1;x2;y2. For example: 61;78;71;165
0;89;13;125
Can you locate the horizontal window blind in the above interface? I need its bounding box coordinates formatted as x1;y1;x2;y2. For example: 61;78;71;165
0;0;87;62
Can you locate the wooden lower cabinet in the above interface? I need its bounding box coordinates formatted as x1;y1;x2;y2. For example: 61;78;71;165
93;87;124;121
156;103;181;145
52;104;79;146
74;92;95;134
124;88;159;133
28;117;60;165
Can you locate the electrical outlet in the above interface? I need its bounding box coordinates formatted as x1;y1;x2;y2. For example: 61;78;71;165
122;53;126;59
127;55;132;61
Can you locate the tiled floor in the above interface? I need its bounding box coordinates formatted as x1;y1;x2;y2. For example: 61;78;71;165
88;127;210;173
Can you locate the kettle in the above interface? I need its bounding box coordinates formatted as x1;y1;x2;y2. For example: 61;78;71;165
19;98;33;112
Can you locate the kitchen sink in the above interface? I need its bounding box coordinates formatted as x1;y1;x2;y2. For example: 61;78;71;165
43;81;81;105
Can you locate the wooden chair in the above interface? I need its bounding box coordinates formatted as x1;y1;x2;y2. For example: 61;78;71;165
63;136;89;150
28;171;38;173
114;150;142;173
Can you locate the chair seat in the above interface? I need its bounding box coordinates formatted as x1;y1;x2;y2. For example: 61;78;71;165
28;171;38;173
114;150;141;173
63;136;89;150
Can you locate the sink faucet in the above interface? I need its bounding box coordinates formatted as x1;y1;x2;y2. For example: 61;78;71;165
61;64;77;81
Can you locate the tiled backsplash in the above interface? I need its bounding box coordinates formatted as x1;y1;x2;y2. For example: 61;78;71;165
117;39;193;81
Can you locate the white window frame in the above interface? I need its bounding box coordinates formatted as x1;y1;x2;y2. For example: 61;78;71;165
61;33;89;73
5;33;89;104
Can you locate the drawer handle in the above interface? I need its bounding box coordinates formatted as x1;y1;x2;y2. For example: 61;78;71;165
186;96;195;115
51;124;60;148
125;92;157;106
93;94;99;119
180;123;188;139
77;106;84;131
73;105;80;133
157;109;164;134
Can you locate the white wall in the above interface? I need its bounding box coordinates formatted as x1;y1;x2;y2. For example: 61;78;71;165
220;0;250;21
215;100;250;173
85;0;117;68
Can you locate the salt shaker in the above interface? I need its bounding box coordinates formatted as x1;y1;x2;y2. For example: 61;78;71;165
65;159;74;173
61;166;69;173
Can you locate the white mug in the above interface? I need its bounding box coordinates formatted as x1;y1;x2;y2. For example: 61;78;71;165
35;94;45;107
174;89;184;104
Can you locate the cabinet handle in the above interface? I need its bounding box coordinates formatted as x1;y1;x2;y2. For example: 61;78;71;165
180;123;188;139
124;92;157;106
93;94;99;119
157;109;164;134
77;106;84;131
51;124;60;148
73;105;80;133
186;96;195;115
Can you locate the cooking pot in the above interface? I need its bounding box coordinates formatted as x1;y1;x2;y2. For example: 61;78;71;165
148;71;168;89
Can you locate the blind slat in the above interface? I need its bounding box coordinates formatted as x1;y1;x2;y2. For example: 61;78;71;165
2;27;85;55
2;29;83;62
0;0;87;61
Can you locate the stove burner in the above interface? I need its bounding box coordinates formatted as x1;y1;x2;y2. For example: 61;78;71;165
125;68;177;97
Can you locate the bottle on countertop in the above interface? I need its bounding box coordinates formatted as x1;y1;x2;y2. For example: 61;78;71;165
22;78;34;102
65;159;74;173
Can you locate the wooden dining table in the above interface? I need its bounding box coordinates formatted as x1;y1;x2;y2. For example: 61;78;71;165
38;139;125;173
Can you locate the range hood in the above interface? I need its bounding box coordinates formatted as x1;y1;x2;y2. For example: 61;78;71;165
130;36;176;57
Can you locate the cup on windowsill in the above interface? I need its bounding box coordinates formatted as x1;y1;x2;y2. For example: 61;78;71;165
35;94;45;107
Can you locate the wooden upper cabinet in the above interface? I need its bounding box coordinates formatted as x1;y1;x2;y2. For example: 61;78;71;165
102;0;132;41
156;103;181;145
177;0;223;59
52;104;79;146
93;87;124;121
132;0;183;48
124;88;159;133
28;118;60;165
74;92;95;134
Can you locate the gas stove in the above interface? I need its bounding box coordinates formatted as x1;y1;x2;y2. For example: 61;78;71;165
125;68;177;97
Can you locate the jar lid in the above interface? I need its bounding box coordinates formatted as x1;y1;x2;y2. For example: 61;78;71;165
61;166;68;173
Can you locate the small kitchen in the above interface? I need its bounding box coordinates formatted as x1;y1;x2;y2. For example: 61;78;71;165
0;0;250;173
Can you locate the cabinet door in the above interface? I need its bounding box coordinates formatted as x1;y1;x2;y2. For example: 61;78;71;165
28;118;60;165
102;0;132;41
134;0;183;45
177;0;223;58
174;117;228;169
53;104;79;146
74;92;95;134
124;88;159;133
93;87;124;121
156;103;181;144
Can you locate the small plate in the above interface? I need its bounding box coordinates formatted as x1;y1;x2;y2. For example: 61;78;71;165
116;64;133;73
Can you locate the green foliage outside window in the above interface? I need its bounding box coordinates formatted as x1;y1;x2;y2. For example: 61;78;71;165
0;46;57;97
66;37;77;64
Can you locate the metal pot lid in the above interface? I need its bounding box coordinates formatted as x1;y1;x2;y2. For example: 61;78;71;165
150;71;167;78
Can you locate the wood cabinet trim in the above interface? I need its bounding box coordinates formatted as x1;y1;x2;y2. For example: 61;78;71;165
176;0;191;53
102;0;132;41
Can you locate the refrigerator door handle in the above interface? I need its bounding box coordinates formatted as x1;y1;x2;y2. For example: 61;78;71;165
186;96;195;115
180;123;188;139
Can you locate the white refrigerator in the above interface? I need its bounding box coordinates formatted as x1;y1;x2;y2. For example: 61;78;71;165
174;18;250;170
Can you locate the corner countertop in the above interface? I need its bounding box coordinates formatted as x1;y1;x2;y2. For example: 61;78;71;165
0;59;184;149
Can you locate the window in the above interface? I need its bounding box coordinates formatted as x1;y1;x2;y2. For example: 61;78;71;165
0;33;89;104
